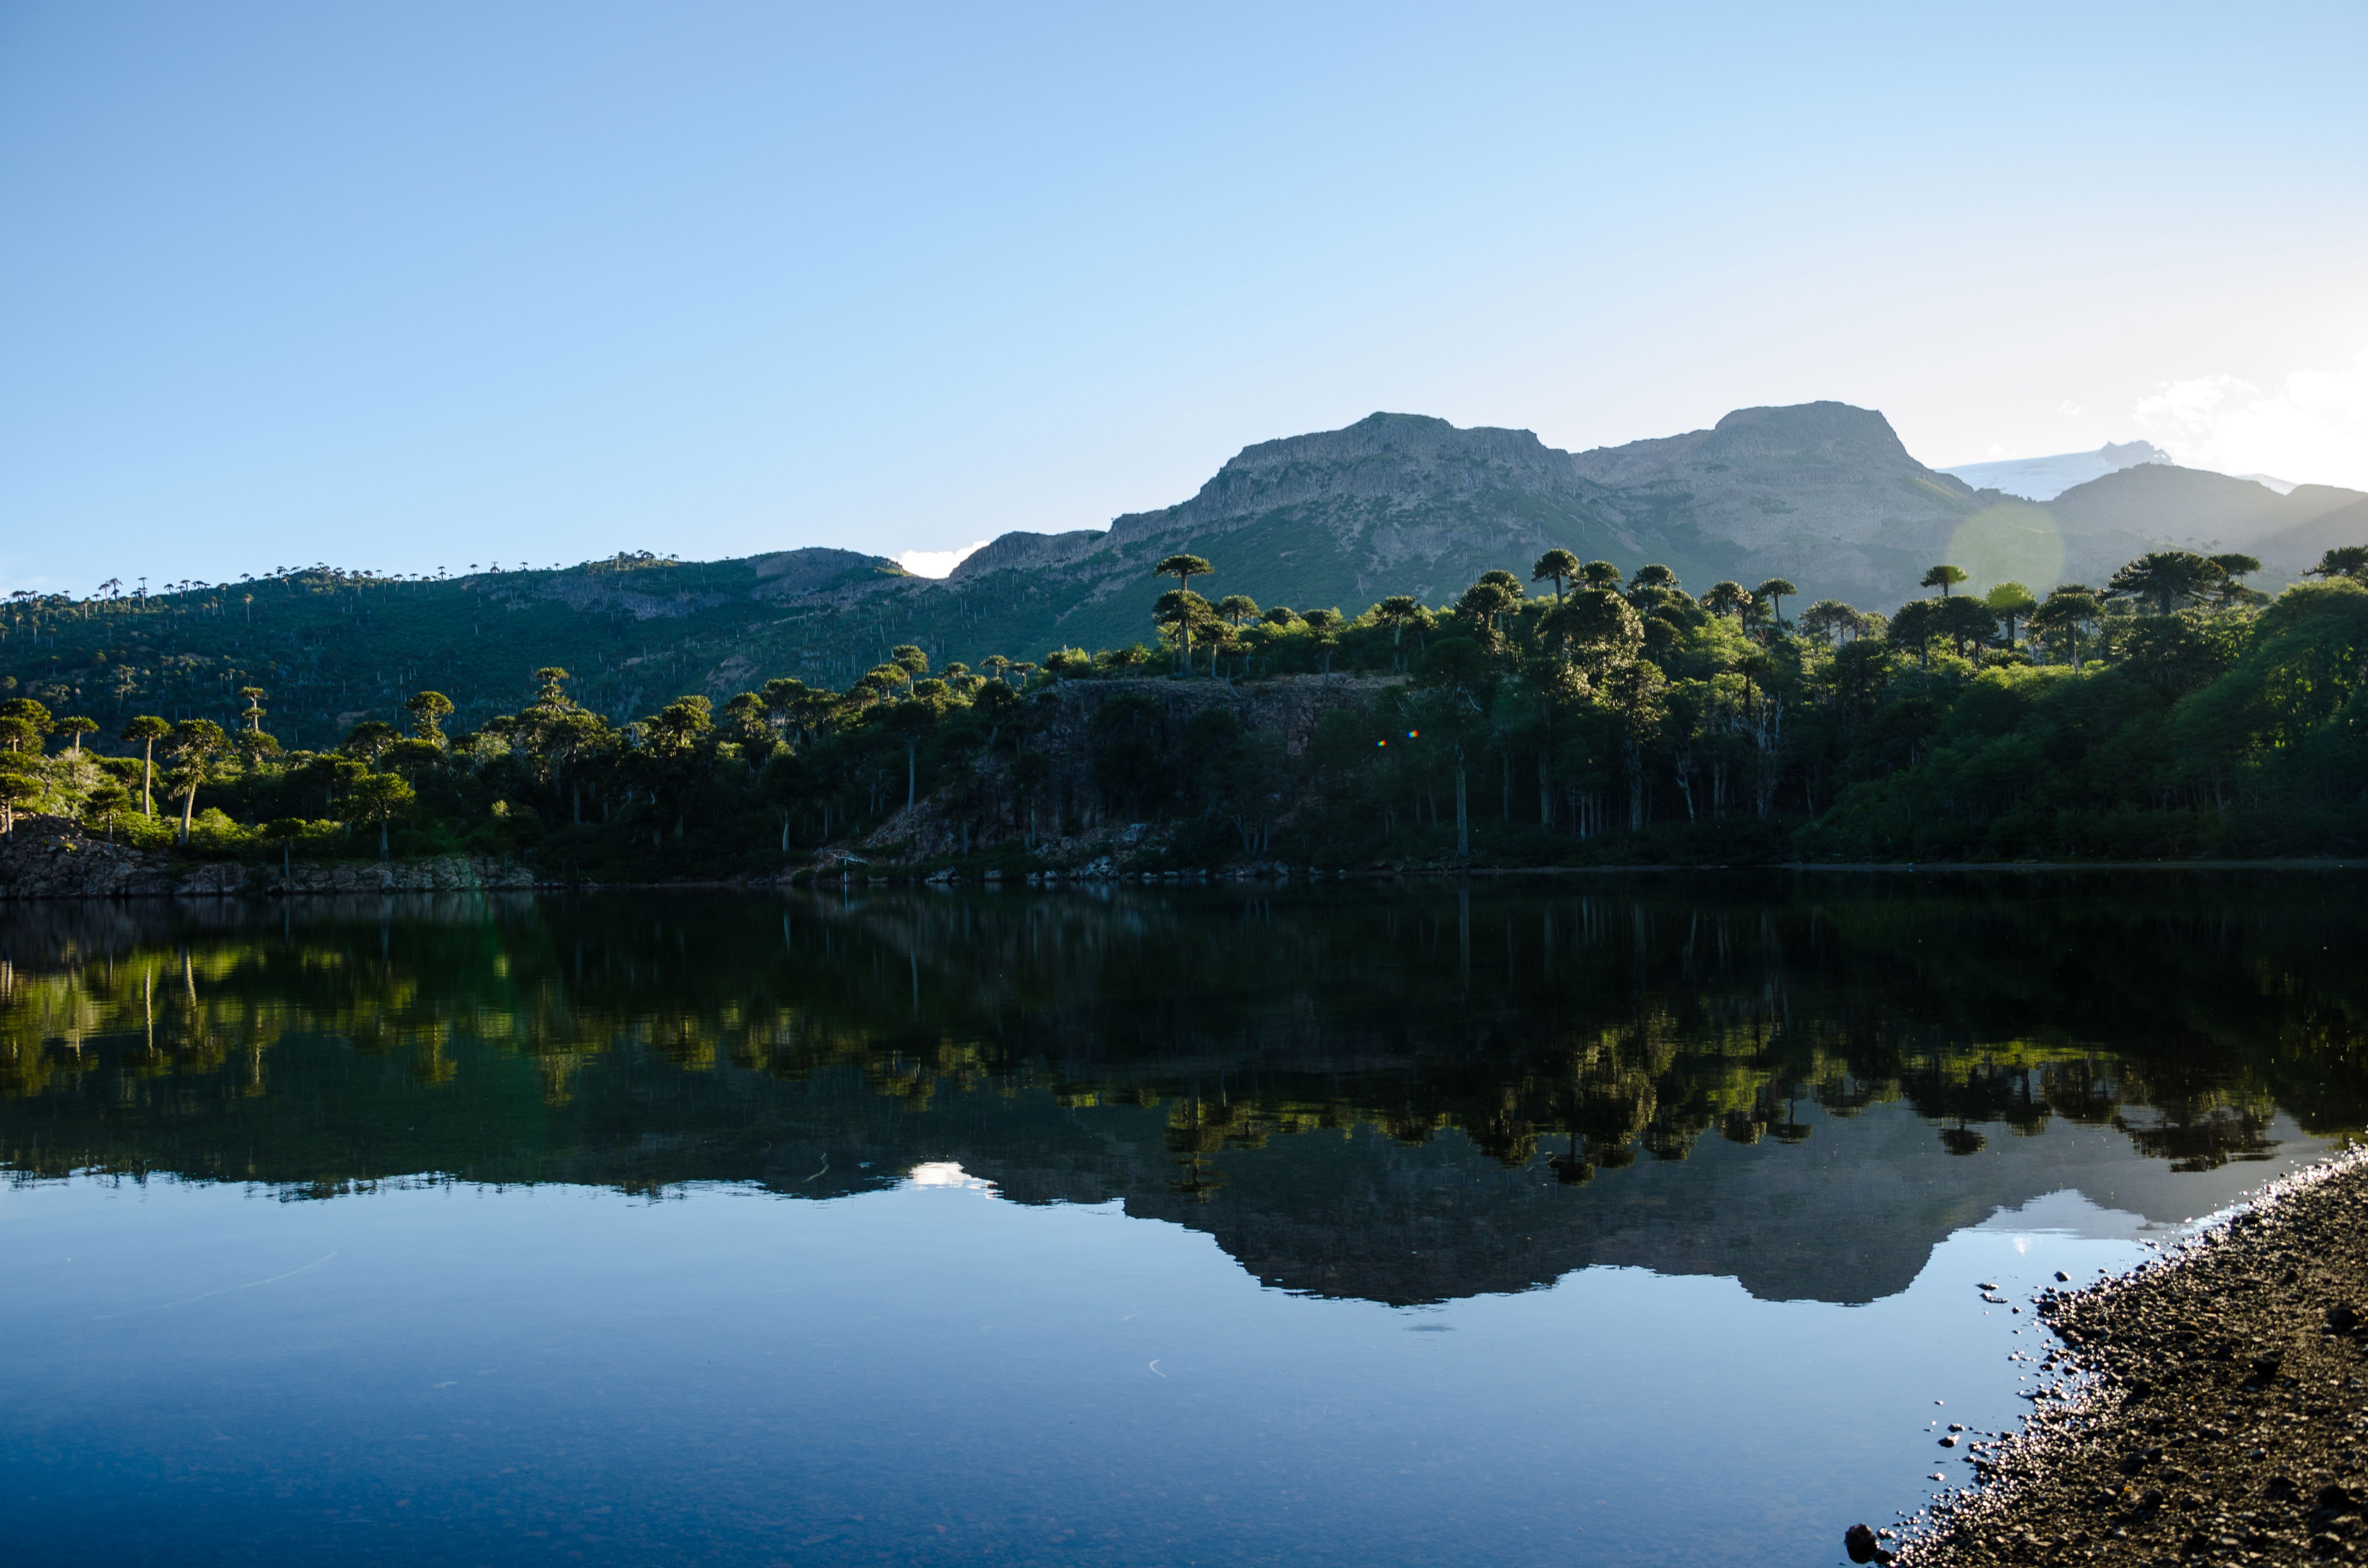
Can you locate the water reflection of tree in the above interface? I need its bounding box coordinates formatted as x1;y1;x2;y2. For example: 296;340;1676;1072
0;879;2363;1194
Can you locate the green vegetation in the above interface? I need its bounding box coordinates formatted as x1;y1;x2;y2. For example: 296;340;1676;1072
3;543;2365;876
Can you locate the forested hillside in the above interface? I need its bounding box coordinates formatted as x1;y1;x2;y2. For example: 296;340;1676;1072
12;401;2355;761
4;527;2364;878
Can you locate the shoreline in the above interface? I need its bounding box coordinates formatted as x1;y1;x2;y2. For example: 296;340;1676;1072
5;858;2367;900
1888;1146;2368;1567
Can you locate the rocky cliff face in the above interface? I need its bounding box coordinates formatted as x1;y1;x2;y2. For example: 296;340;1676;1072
939;402;1997;638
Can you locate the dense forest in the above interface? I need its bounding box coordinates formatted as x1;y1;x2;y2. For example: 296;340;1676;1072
2;541;2365;876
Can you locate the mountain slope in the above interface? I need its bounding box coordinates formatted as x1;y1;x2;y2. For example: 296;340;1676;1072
2043;465;2368;585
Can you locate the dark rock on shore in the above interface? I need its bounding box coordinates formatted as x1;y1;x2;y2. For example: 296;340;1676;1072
1902;1151;2368;1566
0;815;546;897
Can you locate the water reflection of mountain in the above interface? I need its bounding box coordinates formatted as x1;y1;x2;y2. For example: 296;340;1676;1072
1;877;2361;1306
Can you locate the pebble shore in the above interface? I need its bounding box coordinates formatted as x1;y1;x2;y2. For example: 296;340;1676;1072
1883;1148;2368;1567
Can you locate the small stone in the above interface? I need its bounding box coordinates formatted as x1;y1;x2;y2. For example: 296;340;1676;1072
1843;1521;1894;1563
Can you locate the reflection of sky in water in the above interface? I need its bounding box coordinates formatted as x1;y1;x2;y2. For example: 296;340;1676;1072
0;1127;2325;1568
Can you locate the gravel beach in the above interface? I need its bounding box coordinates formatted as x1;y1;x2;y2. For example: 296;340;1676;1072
1883;1149;2368;1567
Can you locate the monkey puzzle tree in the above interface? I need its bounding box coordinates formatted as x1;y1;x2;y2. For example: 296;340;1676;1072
1887;599;1944;667
2029;588;2102;670
1798;600;1864;645
1531;549;1580;603
237;686;269;732
162;718;228;844
2306;545;2368;584
1702;581;1751;621
403;690;455;741
1983;581;2038;647
345;772;415;860
1752;578;1799;625
1920;564;1969;598
342;720;398;764
1938;596;2000;659
1369;594;1418;642
2208;553;2263;606
883;695;941;813
0;772;39;835
1578;560;1623;591
1153;589;1215;672
262;816;307;876
83;784;129;843
0;698;50;751
1456;579;1519;645
1216;594;1260;627
121;715;169;815
2109;550;2224;617
1599;658;1667;832
1539;588;1644;675
1152;554;1213;665
55;715;98;753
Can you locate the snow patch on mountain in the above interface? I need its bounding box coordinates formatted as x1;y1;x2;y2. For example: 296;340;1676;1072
1940;440;2170;501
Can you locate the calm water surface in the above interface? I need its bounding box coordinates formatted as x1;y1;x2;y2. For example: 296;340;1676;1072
2;876;2362;1567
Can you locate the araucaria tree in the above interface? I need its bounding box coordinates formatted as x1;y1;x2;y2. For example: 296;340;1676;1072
1152;555;1213;667
1531;550;1580;604
163;718;228;843
122;715;170;815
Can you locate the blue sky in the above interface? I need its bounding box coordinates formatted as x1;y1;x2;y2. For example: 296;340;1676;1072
3;1;2364;590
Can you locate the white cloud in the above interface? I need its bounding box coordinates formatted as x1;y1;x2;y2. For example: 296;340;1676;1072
2134;346;2368;491
893;539;989;578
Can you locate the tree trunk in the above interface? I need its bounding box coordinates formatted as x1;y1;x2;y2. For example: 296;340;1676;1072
1455;759;1469;858
180;785;197;844
142;742;155;815
379;818;389;860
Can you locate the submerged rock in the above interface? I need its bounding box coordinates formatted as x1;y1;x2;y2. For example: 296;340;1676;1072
1845;1521;1896;1563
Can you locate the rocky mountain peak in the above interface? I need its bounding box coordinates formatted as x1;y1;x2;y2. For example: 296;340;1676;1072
1704;400;1915;461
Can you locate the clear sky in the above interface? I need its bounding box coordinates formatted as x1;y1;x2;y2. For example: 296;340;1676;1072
3;1;2364;592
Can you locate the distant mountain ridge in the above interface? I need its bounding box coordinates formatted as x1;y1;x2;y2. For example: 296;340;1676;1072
1941;439;2171;501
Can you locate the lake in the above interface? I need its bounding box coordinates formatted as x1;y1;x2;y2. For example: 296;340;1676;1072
2;875;2361;1567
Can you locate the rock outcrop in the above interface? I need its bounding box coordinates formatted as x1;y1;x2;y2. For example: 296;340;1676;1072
850;673;1403;866
0;818;187;898
0;817;548;899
